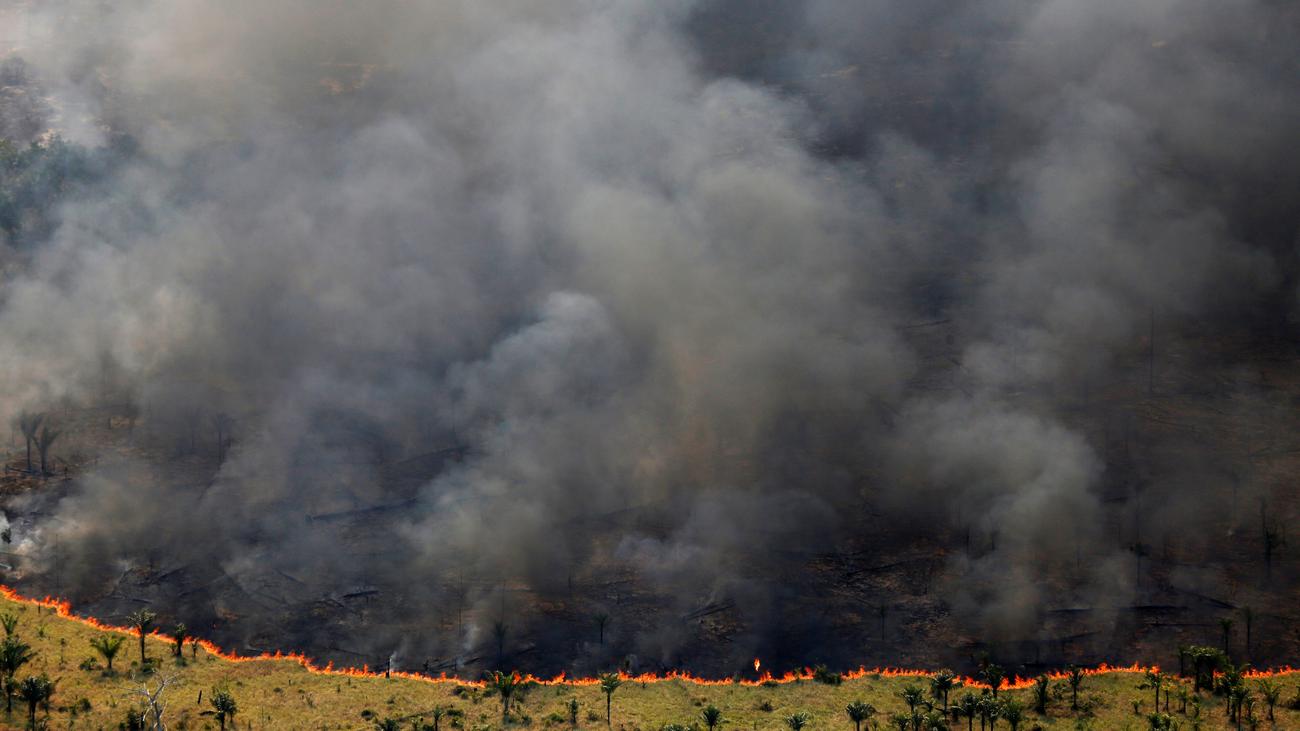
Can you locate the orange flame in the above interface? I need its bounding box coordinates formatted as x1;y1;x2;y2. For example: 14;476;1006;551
1;584;1296;689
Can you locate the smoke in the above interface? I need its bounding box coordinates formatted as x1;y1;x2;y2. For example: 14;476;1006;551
0;0;1297;674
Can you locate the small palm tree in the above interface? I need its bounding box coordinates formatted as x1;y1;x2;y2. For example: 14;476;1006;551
1000;699;1023;731
490;670;521;720
930;670;960;712
702;704;723;731
431;705;448;731
127;609;156;664
1030;675;1049;715
1066;666;1085;710
0;635;35;712
16;676;54;723
90;635;125;672
16;674;53;729
922;710;948;730
210;687;238;731
0;613;17;637
599;672;622;727
171;623;187;658
785;711;811;731
889;712;910;731
568;699;578;725
955;694;979;731
900;684;925;715
1146;712;1174;731
1256;679;1280;721
977;695;1000;730
1228;685;1250;726
845;700;876;731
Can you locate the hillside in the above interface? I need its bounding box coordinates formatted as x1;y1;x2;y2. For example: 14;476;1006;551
0;588;1295;729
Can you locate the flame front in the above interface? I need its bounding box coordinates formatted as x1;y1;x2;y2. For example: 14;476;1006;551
1;584;1295;689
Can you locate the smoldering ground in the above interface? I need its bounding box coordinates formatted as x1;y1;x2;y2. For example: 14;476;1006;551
0;0;1297;675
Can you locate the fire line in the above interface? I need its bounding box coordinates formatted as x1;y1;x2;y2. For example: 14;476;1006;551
1;585;1294;688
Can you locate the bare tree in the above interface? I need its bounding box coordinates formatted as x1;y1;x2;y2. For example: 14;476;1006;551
16;412;42;472
35;424;61;475
211;412;234;461
127;673;178;731
492;620;508;669
1260;501;1285;582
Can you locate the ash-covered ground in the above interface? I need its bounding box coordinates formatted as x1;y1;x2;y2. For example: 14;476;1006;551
0;0;1297;679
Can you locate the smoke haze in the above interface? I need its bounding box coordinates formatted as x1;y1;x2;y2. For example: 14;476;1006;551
0;0;1297;675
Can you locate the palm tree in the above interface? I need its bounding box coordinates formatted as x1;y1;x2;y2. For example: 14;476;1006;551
90;635;125;672
900;684;925;716
922;710;949;731
599;672;622;727
1143;670;1163;712
35;424;60;475
1066;666;1084;710
1256;679;1280;721
127;609;156;665
0;635;35;712
0;613;17;637
490;670;521;720
209;687;237;731
982;665;1006;700
16;412;42;473
702;704;723;731
930;670;960;712
568;699;578;725
889;713;910;731
171;623;187;658
955;694;979;731
1030;675;1048;715
976;695;999;731
1220;617;1234;655
1228;685;1250;728
1241;606;1254;658
999;700;1023;731
785;711;811;731
1146;712;1173;731
15;674;52;729
595;613;610;646
845;700;875;731
1185;646;1226;692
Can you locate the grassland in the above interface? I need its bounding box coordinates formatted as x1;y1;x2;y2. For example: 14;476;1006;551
0;589;1296;730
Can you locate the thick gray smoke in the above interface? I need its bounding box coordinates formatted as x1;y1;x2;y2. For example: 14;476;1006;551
0;0;1297;675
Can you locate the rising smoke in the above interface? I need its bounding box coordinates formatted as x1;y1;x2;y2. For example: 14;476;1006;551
0;0;1297;675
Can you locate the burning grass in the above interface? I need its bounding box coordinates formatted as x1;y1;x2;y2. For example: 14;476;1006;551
0;586;1298;729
